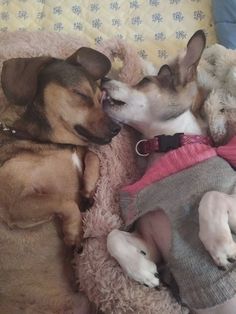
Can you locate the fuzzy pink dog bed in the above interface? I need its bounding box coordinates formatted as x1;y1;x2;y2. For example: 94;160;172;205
0;31;187;314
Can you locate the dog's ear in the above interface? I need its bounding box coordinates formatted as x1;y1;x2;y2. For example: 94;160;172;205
178;30;206;84
157;64;173;88
67;47;111;80
1;57;53;106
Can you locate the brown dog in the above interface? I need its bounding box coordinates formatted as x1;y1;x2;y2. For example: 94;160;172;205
0;48;120;313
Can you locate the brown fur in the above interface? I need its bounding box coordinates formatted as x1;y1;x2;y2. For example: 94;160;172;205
0;47;119;313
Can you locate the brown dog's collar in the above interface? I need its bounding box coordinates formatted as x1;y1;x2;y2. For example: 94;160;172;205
0;121;78;151
0;121;33;140
135;133;213;156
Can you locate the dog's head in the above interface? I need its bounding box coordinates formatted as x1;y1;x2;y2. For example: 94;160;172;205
102;30;206;135
1;47;121;145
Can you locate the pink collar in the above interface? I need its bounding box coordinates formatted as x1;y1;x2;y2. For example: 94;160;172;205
124;143;216;195
123;135;236;195
135;133;212;156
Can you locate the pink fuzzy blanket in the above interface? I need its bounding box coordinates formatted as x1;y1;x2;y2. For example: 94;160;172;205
0;31;187;314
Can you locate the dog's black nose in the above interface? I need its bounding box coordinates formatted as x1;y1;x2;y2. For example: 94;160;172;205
101;77;111;84
110;121;121;135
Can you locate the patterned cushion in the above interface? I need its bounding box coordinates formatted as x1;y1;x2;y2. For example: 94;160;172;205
0;0;216;65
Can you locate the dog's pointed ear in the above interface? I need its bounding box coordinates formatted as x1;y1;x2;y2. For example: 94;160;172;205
1;56;53;106
179;30;206;84
66;47;111;80
157;64;173;88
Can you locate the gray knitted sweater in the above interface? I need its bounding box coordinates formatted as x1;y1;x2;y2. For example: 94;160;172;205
120;143;236;309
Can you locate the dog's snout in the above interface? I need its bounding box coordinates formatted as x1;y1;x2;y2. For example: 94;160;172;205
110;121;121;135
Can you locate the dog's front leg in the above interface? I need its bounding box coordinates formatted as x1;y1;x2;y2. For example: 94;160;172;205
199;191;236;268
107;229;160;288
80;151;100;209
9;194;82;246
228;192;236;234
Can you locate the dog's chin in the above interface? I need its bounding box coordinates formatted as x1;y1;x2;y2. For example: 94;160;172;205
74;125;112;145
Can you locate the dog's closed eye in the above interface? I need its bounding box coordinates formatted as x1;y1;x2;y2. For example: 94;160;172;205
72;89;90;100
72;89;93;106
113;99;126;106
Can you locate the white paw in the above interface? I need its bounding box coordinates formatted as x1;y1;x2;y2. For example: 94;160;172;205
107;229;159;288
211;242;236;269
125;250;160;288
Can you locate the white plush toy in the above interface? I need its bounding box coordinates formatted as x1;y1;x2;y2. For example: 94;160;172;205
198;44;236;144
204;89;236;145
198;43;236;93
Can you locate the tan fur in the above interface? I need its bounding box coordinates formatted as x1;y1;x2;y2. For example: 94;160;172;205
0;141;99;313
44;83;90;146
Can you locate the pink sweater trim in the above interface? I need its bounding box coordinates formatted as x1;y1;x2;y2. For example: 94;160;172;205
216;136;236;167
122;144;216;195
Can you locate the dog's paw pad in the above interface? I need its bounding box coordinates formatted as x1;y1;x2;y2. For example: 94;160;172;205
80;196;94;212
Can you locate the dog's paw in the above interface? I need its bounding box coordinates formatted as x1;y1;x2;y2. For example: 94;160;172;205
63;221;82;247
107;230;159;288
125;252;160;288
80;195;94;212
64;232;81;247
211;242;236;269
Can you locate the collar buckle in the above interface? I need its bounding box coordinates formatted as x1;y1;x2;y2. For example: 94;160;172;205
158;133;183;152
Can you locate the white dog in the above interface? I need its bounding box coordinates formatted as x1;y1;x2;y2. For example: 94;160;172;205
103;31;236;313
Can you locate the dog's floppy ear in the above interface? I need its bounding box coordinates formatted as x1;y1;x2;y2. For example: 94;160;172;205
67;47;111;80
157;64;173;88
179;30;206;84
1;56;53;106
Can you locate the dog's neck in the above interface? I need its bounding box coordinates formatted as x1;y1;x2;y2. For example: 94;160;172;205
141;110;207;139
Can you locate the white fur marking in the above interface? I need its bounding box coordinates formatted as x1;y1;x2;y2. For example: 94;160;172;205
72;152;82;173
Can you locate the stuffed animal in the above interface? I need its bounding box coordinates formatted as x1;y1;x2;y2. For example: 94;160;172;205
198;43;236;93
204;89;236;145
198;44;236;145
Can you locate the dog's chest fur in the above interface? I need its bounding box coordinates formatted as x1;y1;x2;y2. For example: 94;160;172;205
1;142;82;196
